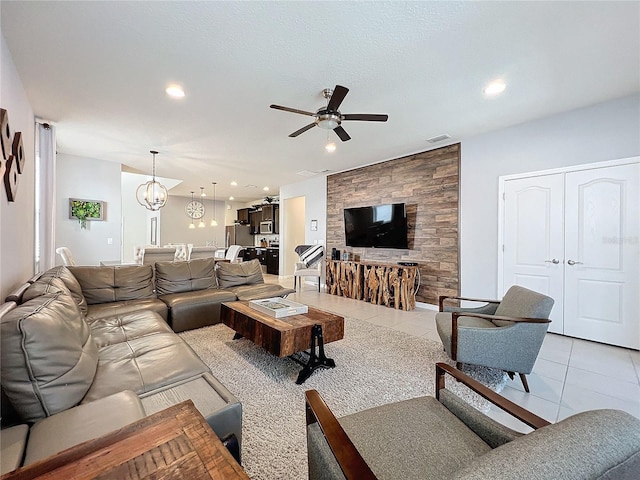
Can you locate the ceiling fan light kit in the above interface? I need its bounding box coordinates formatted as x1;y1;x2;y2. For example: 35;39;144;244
270;84;388;143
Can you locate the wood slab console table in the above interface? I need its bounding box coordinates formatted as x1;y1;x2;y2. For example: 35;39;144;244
326;260;418;310
1;400;248;480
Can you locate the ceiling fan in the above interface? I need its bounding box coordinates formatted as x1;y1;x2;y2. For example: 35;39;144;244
270;85;388;142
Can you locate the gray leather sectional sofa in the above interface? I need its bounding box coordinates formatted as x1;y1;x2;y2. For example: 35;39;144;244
0;258;293;474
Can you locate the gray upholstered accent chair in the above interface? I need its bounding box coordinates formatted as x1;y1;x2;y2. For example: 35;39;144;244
55;246;76;266
141;247;177;265
293;245;324;292
189;246;218;260
436;285;554;392
305;363;640;480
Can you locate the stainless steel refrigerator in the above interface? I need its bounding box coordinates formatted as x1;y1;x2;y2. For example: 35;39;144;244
225;224;253;248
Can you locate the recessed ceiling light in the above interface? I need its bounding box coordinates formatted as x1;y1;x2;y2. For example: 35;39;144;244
165;84;185;98
229;196;234;200
325;142;337;153
483;79;506;97
263;186;269;191
230;181;237;186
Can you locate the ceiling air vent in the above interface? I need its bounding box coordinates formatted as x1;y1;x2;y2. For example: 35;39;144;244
426;134;451;144
296;170;317;177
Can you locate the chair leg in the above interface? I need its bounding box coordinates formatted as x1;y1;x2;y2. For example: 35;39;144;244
294;276;297;290
506;371;515;380
519;373;530;393
317;278;320;292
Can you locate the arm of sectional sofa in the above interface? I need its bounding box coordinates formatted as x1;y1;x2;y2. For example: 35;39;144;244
22;391;146;467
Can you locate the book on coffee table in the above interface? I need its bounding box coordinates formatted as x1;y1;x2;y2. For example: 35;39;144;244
249;297;309;318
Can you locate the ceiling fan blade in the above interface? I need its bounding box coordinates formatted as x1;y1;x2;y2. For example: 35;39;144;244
333;125;351;142
341;114;389;122
270;104;316;117
326;85;349;111
289;122;317;137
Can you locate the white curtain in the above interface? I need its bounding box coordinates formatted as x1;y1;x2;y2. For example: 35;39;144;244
35;122;56;272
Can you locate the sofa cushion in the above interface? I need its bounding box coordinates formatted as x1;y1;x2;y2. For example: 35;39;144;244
37;266;88;315
155;258;217;295
88;310;175;348
160;289;238;332
22;276;69;303
69;265;155;304
0;291;99;423
0;424;28;474
216;259;263;288
85;298;168;322
23;390;145;466
82;327;209;403
226;283;296;301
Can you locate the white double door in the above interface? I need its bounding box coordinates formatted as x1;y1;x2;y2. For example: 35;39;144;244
501;160;639;349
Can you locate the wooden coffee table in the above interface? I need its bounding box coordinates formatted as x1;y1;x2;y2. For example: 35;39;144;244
221;301;344;384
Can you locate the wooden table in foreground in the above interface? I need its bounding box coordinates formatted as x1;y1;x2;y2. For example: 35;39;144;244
1;400;248;480
221;301;345;384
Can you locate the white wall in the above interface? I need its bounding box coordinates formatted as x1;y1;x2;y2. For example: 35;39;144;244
55;154;122;265
460;94;640;298
160;195;226;247
279;175;327;273
0;32;35;299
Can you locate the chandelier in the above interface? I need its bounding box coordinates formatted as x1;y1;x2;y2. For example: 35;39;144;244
136;150;168;210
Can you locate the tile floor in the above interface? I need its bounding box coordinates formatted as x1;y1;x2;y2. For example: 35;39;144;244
268;275;640;433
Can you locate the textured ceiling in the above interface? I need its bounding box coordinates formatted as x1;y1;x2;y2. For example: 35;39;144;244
2;1;639;201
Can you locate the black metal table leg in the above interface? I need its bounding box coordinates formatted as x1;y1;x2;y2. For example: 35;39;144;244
295;324;336;384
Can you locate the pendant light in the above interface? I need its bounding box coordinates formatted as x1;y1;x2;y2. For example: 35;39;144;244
188;191;196;229
210;182;218;227
136;150;168;210
198;187;206;227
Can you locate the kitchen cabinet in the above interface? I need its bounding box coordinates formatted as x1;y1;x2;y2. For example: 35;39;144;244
267;248;279;275
261;204;280;234
261;204;275;221
243;247;257;262
249;210;260;235
236;208;251;225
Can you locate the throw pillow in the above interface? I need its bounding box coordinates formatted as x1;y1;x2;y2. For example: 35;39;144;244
300;245;324;268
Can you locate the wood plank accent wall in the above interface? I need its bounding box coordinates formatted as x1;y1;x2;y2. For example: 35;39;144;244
326;143;460;305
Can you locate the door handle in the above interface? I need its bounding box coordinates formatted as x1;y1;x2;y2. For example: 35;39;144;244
567;259;583;266
544;259;560;264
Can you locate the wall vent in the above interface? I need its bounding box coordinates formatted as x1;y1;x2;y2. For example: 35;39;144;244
296;170;317;177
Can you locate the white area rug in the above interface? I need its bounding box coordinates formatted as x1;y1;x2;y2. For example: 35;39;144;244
180;317;506;480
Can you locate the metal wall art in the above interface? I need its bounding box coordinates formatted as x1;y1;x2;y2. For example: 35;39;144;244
1;108;25;202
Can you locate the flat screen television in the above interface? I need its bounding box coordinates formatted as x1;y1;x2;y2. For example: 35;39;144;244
343;203;409;249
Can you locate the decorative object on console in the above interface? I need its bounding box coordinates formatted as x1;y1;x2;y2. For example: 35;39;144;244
210;181;218;227
136;150;167;211
270;85;388;142
69;198;104;229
